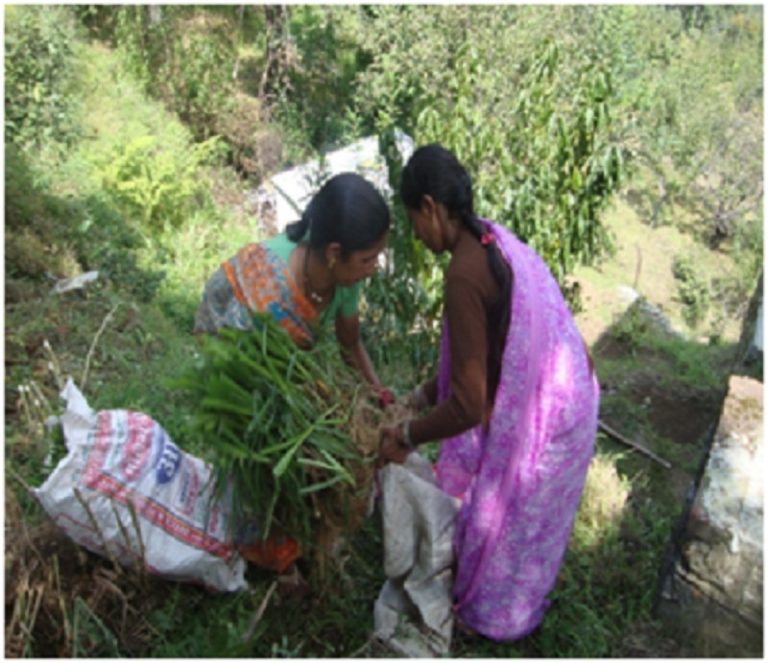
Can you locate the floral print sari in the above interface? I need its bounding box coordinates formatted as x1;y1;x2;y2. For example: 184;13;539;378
435;221;600;641
194;243;317;346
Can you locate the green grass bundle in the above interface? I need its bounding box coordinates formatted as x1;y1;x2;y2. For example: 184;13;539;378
174;314;376;554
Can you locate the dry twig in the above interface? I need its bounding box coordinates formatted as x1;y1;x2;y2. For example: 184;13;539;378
598;419;672;469
82;303;120;391
242;580;279;643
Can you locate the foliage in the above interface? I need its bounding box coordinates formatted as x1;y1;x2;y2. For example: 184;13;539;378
172;316;372;551
615;6;763;249
4;5;81;151
64;38;249;320
147;588;256;657
100;134;223;232
348;7;626;332
5;145;83;281
5;152;166;302
672;254;711;329
362;130;445;374
416;41;622;285
144;517;387;657
707;218;764;335
369;39;624;335
277;6;369;149
114;6;236;141
216;92;282;181
351;6;512;133
4;5;763;659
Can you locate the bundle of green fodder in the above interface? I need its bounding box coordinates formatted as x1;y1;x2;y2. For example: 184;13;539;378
175;314;387;569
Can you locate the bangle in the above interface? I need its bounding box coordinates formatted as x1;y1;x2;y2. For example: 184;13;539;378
402;420;415;450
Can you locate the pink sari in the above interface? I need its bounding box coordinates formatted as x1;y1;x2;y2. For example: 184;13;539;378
435;220;599;641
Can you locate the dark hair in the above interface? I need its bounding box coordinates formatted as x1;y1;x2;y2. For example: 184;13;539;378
400;144;512;408
286;172;390;258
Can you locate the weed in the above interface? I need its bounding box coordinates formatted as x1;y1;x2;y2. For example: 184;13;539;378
5;5;81;151
148;588;256;657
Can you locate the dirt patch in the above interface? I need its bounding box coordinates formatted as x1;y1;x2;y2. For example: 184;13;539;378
628;384;719;448
590;310;731;509
597;334;721;447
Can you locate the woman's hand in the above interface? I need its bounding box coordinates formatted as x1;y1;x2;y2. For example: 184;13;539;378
378;423;412;466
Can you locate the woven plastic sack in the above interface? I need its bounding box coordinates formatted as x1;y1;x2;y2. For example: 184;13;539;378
33;378;247;592
374;453;460;657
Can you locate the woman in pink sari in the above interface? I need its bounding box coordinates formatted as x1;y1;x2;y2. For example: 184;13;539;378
379;145;599;641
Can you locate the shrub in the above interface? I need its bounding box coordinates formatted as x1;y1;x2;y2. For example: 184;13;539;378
672;254;711;328
114;7;236;141
5;5;80;150
101;135;223;233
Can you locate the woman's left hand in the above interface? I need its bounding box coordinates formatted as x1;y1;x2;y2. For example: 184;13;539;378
378;423;411;466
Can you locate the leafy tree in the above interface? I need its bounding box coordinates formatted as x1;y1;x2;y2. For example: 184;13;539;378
614;6;763;249
277;6;369;149
363;6;627;331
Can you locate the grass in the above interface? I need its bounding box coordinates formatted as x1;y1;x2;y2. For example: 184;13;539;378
5;31;759;660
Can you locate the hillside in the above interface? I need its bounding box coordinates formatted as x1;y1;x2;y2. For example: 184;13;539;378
5;5;762;658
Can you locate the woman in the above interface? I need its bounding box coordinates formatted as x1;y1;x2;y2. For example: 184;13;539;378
195;171;393;404
379;145;599;641
196;172;393;579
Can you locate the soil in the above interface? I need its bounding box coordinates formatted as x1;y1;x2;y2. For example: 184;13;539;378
596;333;723;448
5;516;173;657
592;331;727;509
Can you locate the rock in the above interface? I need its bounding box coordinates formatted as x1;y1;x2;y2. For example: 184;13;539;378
655;375;763;657
616;285;640;306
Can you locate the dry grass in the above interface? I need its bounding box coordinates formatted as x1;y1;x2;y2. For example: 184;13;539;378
310;393;415;579
4;503;172;657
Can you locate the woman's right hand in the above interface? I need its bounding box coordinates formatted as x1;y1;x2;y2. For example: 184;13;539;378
378;423;411;466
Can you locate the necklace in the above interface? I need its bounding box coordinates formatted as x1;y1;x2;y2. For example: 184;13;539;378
302;246;327;305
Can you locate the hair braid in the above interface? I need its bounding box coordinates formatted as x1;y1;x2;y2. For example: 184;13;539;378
401;144;512;407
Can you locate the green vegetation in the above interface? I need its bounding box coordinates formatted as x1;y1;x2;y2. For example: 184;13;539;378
672;254;711;329
5;4;761;658
172;316;374;550
5;5;81;151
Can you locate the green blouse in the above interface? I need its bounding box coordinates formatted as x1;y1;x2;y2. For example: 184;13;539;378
263;233;360;323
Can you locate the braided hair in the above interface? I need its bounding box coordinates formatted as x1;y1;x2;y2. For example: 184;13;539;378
400;144;512;406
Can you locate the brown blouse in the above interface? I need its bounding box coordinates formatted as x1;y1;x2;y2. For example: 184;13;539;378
409;227;512;445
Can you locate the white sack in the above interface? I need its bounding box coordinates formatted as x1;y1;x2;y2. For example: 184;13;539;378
374;453;460;657
33;378;247;592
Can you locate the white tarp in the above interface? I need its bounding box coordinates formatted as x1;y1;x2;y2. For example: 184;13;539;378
250;130;414;234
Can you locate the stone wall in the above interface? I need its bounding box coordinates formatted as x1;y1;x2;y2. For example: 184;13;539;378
655;375;763;657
